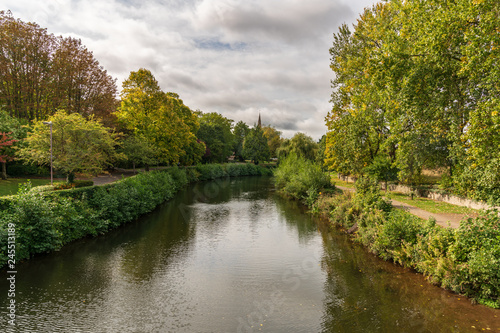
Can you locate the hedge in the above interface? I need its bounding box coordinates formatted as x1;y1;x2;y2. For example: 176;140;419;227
0;163;272;267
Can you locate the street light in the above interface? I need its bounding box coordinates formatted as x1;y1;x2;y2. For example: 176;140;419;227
42;121;53;185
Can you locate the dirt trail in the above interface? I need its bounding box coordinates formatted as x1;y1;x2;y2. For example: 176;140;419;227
336;185;470;229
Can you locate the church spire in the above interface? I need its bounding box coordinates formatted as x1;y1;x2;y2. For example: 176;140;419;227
258;112;262;128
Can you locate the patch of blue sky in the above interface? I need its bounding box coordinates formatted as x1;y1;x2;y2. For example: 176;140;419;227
195;38;246;51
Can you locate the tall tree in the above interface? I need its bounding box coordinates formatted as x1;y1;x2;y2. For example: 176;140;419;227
115;69;198;165
0;11;118;121
233;120;249;162
197;112;235;163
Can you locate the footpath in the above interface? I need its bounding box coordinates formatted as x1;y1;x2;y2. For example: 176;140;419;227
336;185;469;229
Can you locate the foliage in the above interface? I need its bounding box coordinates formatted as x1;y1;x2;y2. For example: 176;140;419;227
274;153;331;204
0;11;117;122
262;125;283;158
243;126;270;164
325;0;500;202
0;108;26;179
0;163;272;267
233;121;249;161
277;132;318;161
17;111;122;180
319;188;500;308
119;134;158;171
197;112;235;163
362;155;398;189
116;69;201;165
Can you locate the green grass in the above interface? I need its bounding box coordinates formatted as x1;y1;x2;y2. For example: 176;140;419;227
386;192;479;215
331;176;478;216
331;177;356;189
0;178;63;197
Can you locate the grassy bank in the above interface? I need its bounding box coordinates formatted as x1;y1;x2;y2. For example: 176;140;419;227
313;177;500;309
0;163;272;268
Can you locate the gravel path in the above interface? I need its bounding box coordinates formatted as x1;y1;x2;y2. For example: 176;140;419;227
336;185;469;229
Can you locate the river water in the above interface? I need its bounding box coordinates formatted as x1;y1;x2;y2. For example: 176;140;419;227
1;176;499;332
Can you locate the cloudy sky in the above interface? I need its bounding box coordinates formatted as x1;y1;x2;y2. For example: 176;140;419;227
4;0;377;140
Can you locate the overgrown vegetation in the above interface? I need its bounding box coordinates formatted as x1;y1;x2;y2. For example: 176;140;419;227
0;163;272;268
274;153;332;206
315;179;500;308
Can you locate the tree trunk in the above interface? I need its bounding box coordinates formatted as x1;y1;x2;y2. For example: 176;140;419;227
145;163;150;172
67;172;75;183
1;162;7;180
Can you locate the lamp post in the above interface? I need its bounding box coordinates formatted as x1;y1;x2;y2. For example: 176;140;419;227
42;121;53;185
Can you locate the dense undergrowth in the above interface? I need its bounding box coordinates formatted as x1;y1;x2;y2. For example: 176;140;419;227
0;163;272;268
274;153;333;206
313;177;500;309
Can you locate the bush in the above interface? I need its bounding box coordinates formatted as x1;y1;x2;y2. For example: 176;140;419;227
317;181;500;308
274;153;331;203
0;163;272;268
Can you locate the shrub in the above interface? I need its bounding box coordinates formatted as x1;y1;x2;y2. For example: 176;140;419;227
0;163;272;267
275;153;331;203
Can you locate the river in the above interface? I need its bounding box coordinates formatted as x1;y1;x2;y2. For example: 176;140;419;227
1;176;498;332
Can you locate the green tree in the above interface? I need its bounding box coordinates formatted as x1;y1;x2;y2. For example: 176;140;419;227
18;111;122;182
262;125;283;158
233;120;249;162
120;135;158;172
115;69;197;166
243;126;270;164
197;112;235;163
278;132;318;161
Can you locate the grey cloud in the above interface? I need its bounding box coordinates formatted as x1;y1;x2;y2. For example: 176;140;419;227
7;0;375;142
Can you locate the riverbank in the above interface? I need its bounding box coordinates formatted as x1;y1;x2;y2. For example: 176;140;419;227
0;163;272;269
313;177;500;309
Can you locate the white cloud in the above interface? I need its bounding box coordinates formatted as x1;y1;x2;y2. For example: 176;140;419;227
3;0;378;140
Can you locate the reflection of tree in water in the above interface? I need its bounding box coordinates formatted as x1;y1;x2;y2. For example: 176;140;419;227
318;222;499;332
273;194;318;243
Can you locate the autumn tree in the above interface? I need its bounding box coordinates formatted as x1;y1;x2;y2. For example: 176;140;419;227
0;132;17;180
262;125;283;158
0;108;25;179
0;11;117;121
18;111;122;182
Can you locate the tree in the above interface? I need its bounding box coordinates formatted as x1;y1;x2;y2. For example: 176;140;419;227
243;126;270;164
0;11;118;121
0;132;17;180
120;135;158;173
233;121;249;161
262;125;283;158
115;69;198;166
277;132;318;161
197;112;235;163
18;111;122;182
0;108;25;179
